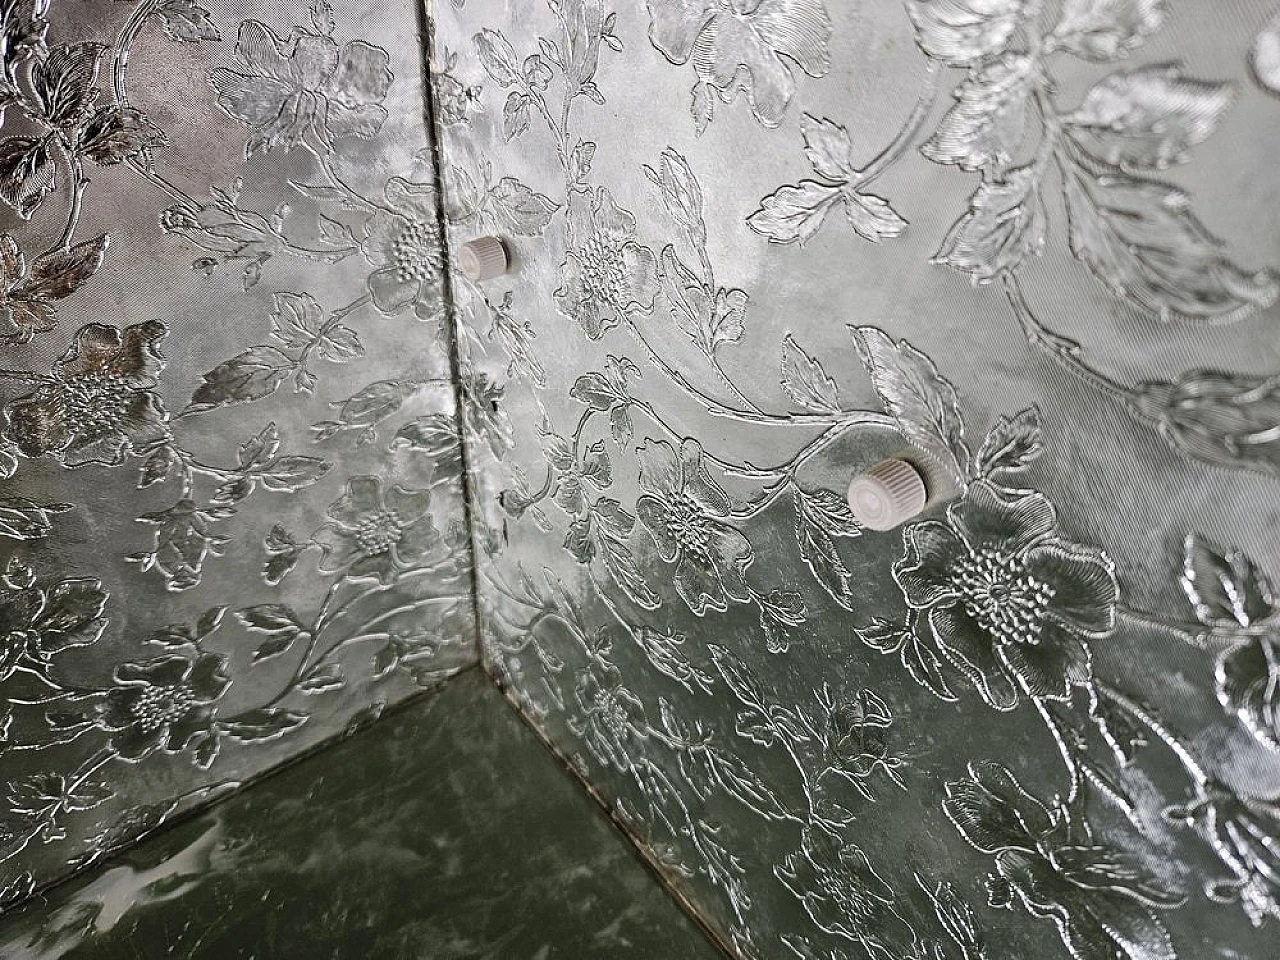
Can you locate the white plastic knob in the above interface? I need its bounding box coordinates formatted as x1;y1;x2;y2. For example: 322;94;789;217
847;458;927;531
458;236;508;281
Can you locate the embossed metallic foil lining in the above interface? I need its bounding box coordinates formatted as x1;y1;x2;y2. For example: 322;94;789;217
4;2;1280;958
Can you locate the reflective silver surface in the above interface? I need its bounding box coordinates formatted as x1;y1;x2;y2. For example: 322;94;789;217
0;0;474;905
432;1;1280;957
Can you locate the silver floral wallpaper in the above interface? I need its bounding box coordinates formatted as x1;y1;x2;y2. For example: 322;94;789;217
431;1;1280;958
0;0;476;908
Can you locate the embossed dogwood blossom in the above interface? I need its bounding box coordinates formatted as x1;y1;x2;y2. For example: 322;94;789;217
96;653;231;762
554;186;658;340
777;829;899;952
569;658;647;771
646;0;833;128
4;321;169;467
946;761;1178;960
313;476;440;584
209;20;392;155
894;480;1117;710
361;178;444;322
0;573;107;681
635;438;753;615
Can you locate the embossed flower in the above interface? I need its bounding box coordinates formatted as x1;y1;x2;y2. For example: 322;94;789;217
0;232;108;345
1167;781;1280;927
0;574;107;680
646;0;832;127
569;659;646;771
97;653;230;762
4;320;168;467
635;438;753;615
554;186;658;340
361;178;444;322
777;829;897;949
893;480;1117;710
8;773;112;840
827;688;902;788
946;761;1177;960
209;20;392;155
313;476;440;584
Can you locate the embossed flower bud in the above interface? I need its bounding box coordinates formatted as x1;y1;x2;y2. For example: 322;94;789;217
1129;370;1280;475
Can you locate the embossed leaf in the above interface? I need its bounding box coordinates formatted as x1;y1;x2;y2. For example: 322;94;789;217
486;177;559;236
188;345;292;411
569;140;596;184
37;578;108;652
252;634;294;662
138;445;175;487
155;0;220;42
1063;170;1279;323
701;744;791;820
258;455;330;492
781;334;840;413
237;423;280;469
269;291;322;349
474;29;519;86
522;53;552;91
801;113;853;180
0;497;71;540
902;627;959;701
1180;534;1274;629
709;643;767;707
1091;692;1148;765
597;527;659;609
317;379;416;442
851;326;971;483
393;415;462;471
502;91;531;141
923;53;1036;171
310;0;334;35
1129;369;1280;477
221;708;307;742
975;405;1043;475
135;500;225;592
842;188;909;242
80;106;167;164
1052;0;1164;62
22;233;109;300
753;171;906;243
299;663;344;694
794;487;854;608
644;148;705;242
704;287;747;352
908;0;1031;66
797;487;860;537
748;180;841;244
758;589;806;654
64;780;113;812
31;42;104;128
1217;635;1280;750
935;162;1044;280
316;323;361;362
657;247;746;353
237;603;304;634
0;137;55;219
1067;64;1234;170
196;605;227;638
